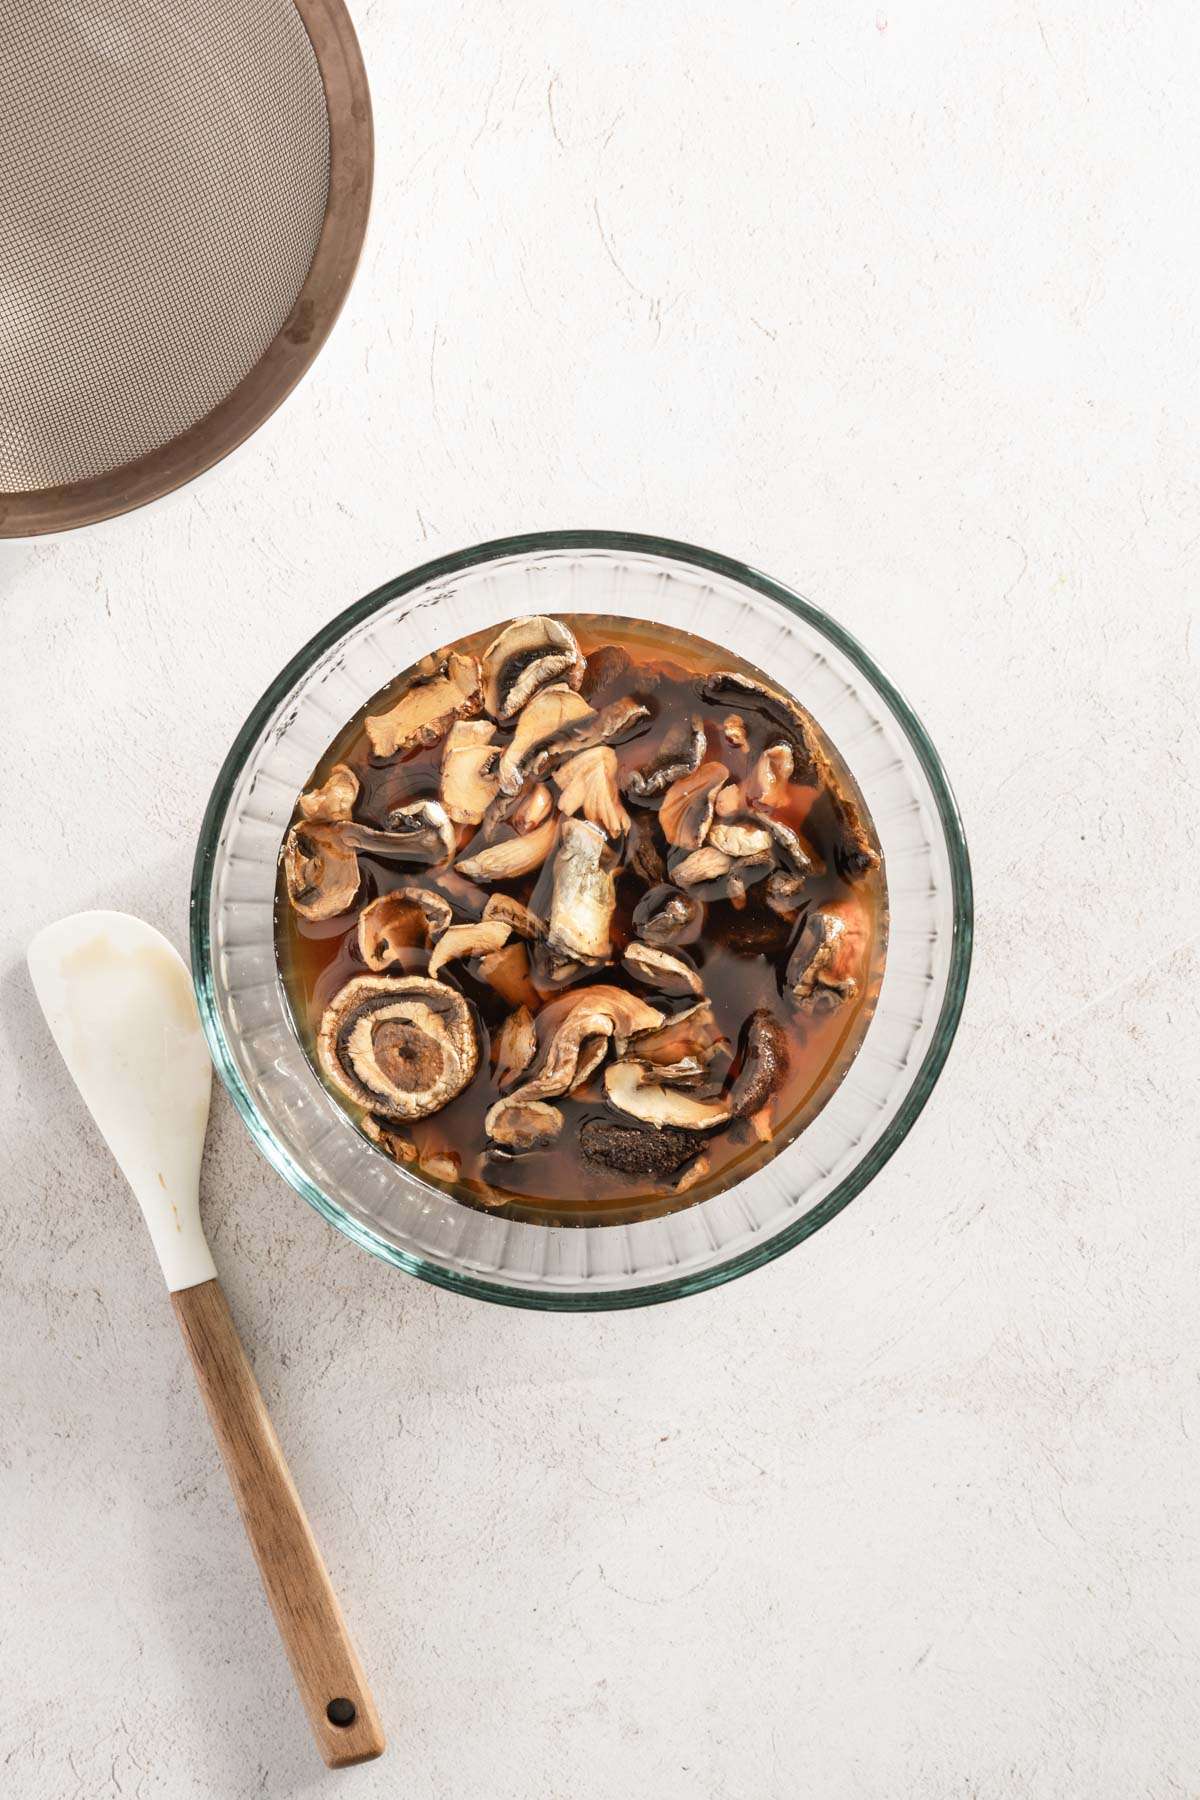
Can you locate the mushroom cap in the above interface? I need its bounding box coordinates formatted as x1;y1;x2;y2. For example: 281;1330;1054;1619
604;1059;732;1131
486;1099;565;1152
622;941;704;998
317;975;479;1121
631;999;726;1069
482;616;586;720
357;886;454;969
579;1118;703;1181
441;720;501;824
283;821;361;921
366;650;482;758
497;683;594;792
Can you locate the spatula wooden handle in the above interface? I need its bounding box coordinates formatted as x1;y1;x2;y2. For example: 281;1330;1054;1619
172;1279;385;1768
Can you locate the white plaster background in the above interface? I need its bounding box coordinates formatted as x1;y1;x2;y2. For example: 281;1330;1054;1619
2;2;1198;1795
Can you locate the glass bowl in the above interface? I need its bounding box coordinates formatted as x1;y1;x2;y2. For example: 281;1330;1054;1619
191;532;972;1309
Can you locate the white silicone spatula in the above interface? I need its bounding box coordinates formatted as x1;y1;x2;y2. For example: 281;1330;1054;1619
27;911;385;1770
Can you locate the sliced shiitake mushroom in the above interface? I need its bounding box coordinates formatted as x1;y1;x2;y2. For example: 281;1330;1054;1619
441;720;500;824
366;650;482;757
298;763;359;822
786;897;869;1012
492;1004;538;1088
624;712;706;802
482;615;586;720
631;883;702;947
622;941;703;998
358;887;453;968
670;842;773;902
497;684;595;793
659;761;728;849
547;817;617;965
604;1059;732;1131
456;816;558;882
727;1009;790;1118
284;822;361;921
317;975;479;1121
580;644;633;703
554;745;630;839
427;917;512;978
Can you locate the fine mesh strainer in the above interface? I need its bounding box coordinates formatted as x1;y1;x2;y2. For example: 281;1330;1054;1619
0;0;372;537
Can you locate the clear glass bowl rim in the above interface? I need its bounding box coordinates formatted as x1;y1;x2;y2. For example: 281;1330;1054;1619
190;529;973;1311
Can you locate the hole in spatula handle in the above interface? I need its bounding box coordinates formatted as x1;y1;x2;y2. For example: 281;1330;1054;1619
326;1698;357;1728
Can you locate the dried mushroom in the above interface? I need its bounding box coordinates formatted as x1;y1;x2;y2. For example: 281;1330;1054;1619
786;898;869;1012
477;940;541;1010
624;713;706;802
357;887;453;968
497;684;594;792
626;812;668;887
659;761;728;848
482;615;586;720
528;694;651;777
764;870;809;916
727;1009;790;1119
488;1099;566;1153
376;798;456;866
510;781;554;833
492;1005;538;1088
317;975;479;1121
746;742;794;809
482;893;544;939
547;817;617;965
579;1118;704;1182
299;763;359;822
360;1116;418;1163
554;746;630;839
366;650;481;757
604;1060;732;1131
721;714;749;752
707;818;775;859
284;822;361;921
632;999;726;1070
427;918;512;978
441;720;500;824
631;883;703;947
622;941;703;998
420;1147;462;1184
456;816;557;882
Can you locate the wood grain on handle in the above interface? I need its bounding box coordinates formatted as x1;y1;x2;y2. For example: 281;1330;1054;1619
172;1279;385;1768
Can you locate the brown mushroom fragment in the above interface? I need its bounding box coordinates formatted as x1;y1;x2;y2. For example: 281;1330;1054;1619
482;616;586;720
298;763;359;823
497;684;595;792
626;812;667;887
482;893;545;939
420;1148;461;1184
374;798;457;866
786;897;869;1013
631;998;727;1070
727;1009;790;1120
527;694;651;778
671;842;773;902
547;817;617;965
622;941;703;998
764;870;809;916
579;1119;704;1182
317;975;479;1121
701;671;816;765
366;651;481;757
746;742;794;809
659;761;728;849
624;713;706;802
441;721;500;825
485;984;662;1150
580;643;633;702
358;887;453;968
360;1115;418;1163
456;816;557;882
554;746;630;839
510;781;554;834
487;1099;566;1153
284;822;361;921
707;819;775;859
529;941;591;997
427;918;512;978
477;940;541;1010
428;866;490;919
631;884;703;947
721;714;749;752
604;1060;732;1131
492;1005;538;1089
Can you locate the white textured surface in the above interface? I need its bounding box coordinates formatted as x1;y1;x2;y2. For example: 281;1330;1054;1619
2;3;1198;1795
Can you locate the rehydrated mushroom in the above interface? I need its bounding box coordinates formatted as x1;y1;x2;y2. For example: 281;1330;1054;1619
631;999;726;1071
427;917;512;978
547;817;617;965
701;670;815;765
579;1118;704;1182
659;761;728;849
482;615;586;720
786;897;869;1012
482;893;544;939
626;812;667;887
366;650;481;757
441;720;500;824
528;694;651;778
529;940;591;997
580;643;633;702
604;1059;732;1132
631;883;703;947
488;1099;565;1153
492;1004;537;1088
284;822;361;921
485;984;663;1150
419;1147;461;1184
377;798;457;866
360;1115;418;1163
671;842;773;902
456;816;557;882
554;746;630;839
299;763;359;822
746;741;794;809
721;714;749;752
727;1009;790;1118
477;940;541;1010
624;713;706;802
497;684;594;793
764;870;809;916
317;975;479;1121
428;866;489;918
358;886;453;968
622;941;703;998
510;781;554;834
706;818;775;859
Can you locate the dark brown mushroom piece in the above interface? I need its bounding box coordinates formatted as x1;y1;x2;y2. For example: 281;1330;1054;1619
492;1005;538;1089
626;812;668;887
623;712;706;804
366;650;482;758
284;821;361;921
727;1009;790;1120
317;975;479;1121
579;1118;705;1182
786;896;870;1013
764;870;808;916
358;887;454;969
481;615;586;720
631;883;703;947
580;643;633;703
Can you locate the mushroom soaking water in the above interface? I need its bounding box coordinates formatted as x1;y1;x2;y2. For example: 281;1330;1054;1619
275;615;888;1225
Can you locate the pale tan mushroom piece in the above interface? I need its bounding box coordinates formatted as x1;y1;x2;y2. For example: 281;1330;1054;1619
604;1060;732;1131
707;819;775;859
477;941;542;1010
481;616;586;720
554;745;631;839
484;983;663;1147
492;1005;538;1088
482;894;545;939
441;720;501;824
317;975;479;1122
786;897;870;1013
360;1115;419;1163
427;918;512;979
357;887;454;969
720;715;749;752
547;817;617;964
746;742;795;809
284;821;361;921
456;816;558;882
622;941;703;998
497;684;595;793
632;999;726;1068
487;1099;566;1152
510;781;554;833
366;651;482;757
671;843;733;889
659;761;729;849
298;763;359;823
420;1148;461;1184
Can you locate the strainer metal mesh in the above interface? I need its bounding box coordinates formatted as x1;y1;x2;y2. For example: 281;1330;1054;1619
0;0;331;492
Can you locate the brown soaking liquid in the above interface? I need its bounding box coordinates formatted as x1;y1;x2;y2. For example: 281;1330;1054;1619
276;615;887;1227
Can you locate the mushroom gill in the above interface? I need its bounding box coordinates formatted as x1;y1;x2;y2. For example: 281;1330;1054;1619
317;975;479;1121
482;615;586;720
554;745;630;839
357;886;453;969
366;650;482;757
624;712;706;802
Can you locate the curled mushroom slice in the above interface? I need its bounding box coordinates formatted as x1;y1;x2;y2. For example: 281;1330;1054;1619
580;643;633;702
487;1099;565;1153
720;714;749;752
441;720;500;825
427;917;512;978
579;1118;704;1182
701;671;815;764
510;781;554;834
482;615;586;720
360;1115;418;1163
317;976;479;1121
376;798;457;866
707;818;775;859
477;940;541;1010
624;713;706;802
659;761;728;849
547;817;617;965
672;842;773;902
485;982;664;1148
764;870;809;916
482;893;545;939
631;883;702;947
456;815;557;882
604;1059;732;1132
299;763;359;823
497;684;595;793
492;1004;537;1089
786;897;869;1012
554;745;630;839
727;1009;790;1119
622;941;703;998
631;998;726;1070
528;694;652;779
366;650;482;757
428;866;490;919
358;887;454;968
746;742;794;809
284;822;361;921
